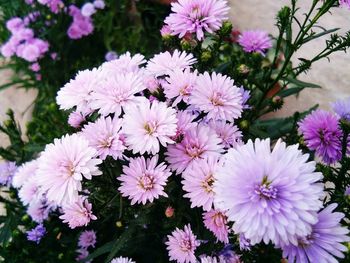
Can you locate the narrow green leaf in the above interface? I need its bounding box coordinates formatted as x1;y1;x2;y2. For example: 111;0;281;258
283;77;321;88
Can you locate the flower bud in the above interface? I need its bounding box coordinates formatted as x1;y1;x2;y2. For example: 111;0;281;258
165;206;174;218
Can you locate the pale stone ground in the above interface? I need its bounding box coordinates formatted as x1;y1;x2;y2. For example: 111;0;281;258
0;0;350;147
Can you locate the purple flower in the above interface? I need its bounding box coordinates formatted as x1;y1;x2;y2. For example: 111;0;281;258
238;30;272;55
298;110;342;164
78;230;97;249
67;5;94;39
105;51;118;61
339;0;350;9
81;3;96;17
93;0;105;9
26;224;46;244
282;204;350;262
239;86;251;109
345;185;350;196
331;97;350;121
6;17;24;33
30;62;40;72
0;161;17;186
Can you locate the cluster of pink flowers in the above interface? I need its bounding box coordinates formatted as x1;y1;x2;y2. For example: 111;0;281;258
1;17;49;63
25;0;65;14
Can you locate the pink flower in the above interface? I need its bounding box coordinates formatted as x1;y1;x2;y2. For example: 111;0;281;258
60;196;97;229
27;197;55;223
146;50;196;77
68;111;87;128
89;72;145;116
165;0;229;40
238;30;272;55
203;209;229;244
78;230;97;248
164;68;198;106
208;120;242;148
18;176;40;205
172;110;197;141
123;99;177;154
6;17;24;33
182;156;221;211
340;0;350;9
166;124;224;174
81;117;125;160
57;68;101;114
12;159;38;188
93;0;105;9
160;24;172;37
36;134;102;205
166;224;200;263
18;43;40;62
1;42;15;57
110;257;135;263
81;3;96;17
190;72;243;122
100;52;145;74
118;155;171;205
30;62;40;72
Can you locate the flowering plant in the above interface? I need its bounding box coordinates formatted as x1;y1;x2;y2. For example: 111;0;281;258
1;0;350;262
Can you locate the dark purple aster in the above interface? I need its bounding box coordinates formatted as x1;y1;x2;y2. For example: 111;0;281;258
26;224;46;244
281;204;350;262
238;30;272;55
298;110;342;164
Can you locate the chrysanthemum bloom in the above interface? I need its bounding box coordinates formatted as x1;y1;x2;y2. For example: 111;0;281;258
239;234;251;251
36;134;102;205
298;110;342;164
27;197;54;223
26;224;46;244
203;209;229;243
68;111;87;128
164;0;229;41
164;68;198;105
81;3;96;17
172;110;197;142
81;117;125;160
110;257;136;263
339;0;350;9
18;176;40;205
238;30;272;55
59;196;97;229
166;224;200;263
214;139;324;246
218;245;242;263
282;204;350;262
123;99;177;154
208;120;242;148
190;72;243;122
56;68;101;114
199;256;220;263
146;50;196;77
76;248;89;262
0;160;17;186
182;157;220;211
331;97;350;121
118;155;171;205
78;230;97;248
100;52;145;74
89;72;145;116
166;124;224;174
12;159;38;188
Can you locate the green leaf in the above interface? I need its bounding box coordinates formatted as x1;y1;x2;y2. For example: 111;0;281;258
278;87;304;97
282;77;321;88
301;28;340;44
82;241;114;262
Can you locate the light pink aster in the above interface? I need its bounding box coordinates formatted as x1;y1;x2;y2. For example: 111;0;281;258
165;0;229;41
123;99;177;154
36;134;102;206
12;159;38;188
56;68;101;114
182;156;221;211
208;120;242;148
27;197;55;223
203;209;229;244
110;257;136;263
166;124;224;174
172;110;197;142
190;72;243;122
68;111;87;128
164;68;198;106
146;50;196;77
89;72;145;116
118;155;171;205
166;224;200;263
18;176;40;205
59;196;97;229
100;52;146;74
81;117;125;160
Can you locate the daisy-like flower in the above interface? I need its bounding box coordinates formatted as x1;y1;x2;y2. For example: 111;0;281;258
172;110;197;142
166;224;200;263
100;52;146;74
123;99;177;154
182;157;220;211
190;72;243;122
89;72;145;116
0;160;17;186
203;209;229;244
110;257;136;263
81;117;125;160
78;230;97;249
118;155;171;205
166;124;224;174
12;159;38;188
26;224;46;244
27;197;54;223
282;204;350;263
331;97;350;121
208;120;242;148
238;30;272;55
36;134;102;205
165;0;229;41
56;68;101;114
146;50;196;77
298;110;342;164
339;0;350;10
68;111;87;128
59;196;97;229
214;139;324;246
163;68;198;105
199;256;221;263
18;176;40;205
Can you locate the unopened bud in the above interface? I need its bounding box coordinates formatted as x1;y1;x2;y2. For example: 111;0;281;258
165;206;175;218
